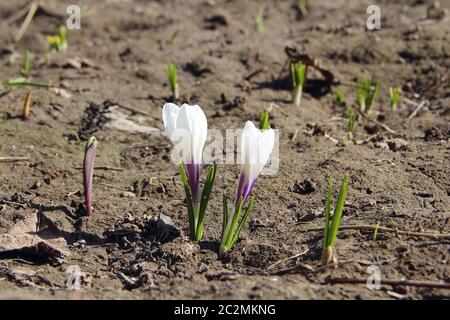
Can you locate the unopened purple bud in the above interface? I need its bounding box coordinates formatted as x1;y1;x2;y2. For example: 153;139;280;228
83;137;97;216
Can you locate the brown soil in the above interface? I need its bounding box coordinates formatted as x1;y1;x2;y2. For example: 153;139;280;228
0;0;449;300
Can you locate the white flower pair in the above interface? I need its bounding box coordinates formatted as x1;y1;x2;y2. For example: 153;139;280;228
162;103;275;254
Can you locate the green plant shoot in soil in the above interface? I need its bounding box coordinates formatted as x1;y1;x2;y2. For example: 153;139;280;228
254;6;265;32
356;76;380;114
48;26;68;52
164;63;179;99
336;88;345;106
259;110;270;130
321;174;349;265
290;61;307;107
389;87;401;111
347;108;357;139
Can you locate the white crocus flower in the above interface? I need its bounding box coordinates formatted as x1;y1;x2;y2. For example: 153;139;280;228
162;103;217;242
236;121;275;204
162;103;207;201
162;103;207;164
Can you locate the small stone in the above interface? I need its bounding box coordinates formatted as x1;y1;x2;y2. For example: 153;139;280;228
30;181;42;190
387;138;408;152
120;191;136;198
290;178;317;195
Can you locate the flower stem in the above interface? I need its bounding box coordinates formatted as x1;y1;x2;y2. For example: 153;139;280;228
293;85;303;106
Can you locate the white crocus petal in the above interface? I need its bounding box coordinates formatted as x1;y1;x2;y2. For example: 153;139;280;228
162;103;180;143
241;121;275;182
162;103;208;164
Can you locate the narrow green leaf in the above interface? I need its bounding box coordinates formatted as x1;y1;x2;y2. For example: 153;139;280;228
259;111;270;130
23;50;30;74
195;163;217;241
3;77;50;88
224;197;243;249
323;179;333;250
366;80;380;112
372;221;380;242
327;174;349;247
221;194;228;241
231;196;254;247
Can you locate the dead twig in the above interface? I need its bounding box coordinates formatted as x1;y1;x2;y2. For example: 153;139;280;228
266;248;309;270
291;129;299;142
0;200;28;208
325;276;450;290
408;100;427;119
5;1;33;24
268;262;315;275
352;107;396;134
0;156;29;163
302;224;450;239
14;1;39;43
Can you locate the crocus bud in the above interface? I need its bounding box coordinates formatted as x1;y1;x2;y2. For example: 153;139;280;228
83;137;97;216
236;121;274;204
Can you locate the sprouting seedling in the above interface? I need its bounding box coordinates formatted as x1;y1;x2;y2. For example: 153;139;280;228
254;6;265;32
389;87;401;111
321;174;349;265
219;121;275;257
22;50;30;76
356;76;380;114
164;63;179;99
298;0;308;16
259;110;270;130
83;137;98;216
347;108;357;140
21;92;32;120
372;221;380;242
290;61;307;106
48;26;67;52
336;88;345;106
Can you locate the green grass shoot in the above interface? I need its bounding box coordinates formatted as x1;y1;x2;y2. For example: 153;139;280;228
389;87;401;111
372;221;380;242
347;108;357;139
336;88;345;106
259;111;270;130
356;76;380;114
290;61;307;106
164;63;179;99
321;174;349;265
298;0;308;16
48;26;67;52
22;50;30;76
254;6;265;32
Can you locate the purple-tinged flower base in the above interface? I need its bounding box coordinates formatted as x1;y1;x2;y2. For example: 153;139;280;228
83;144;97;216
235;172;255;206
185;162;200;202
